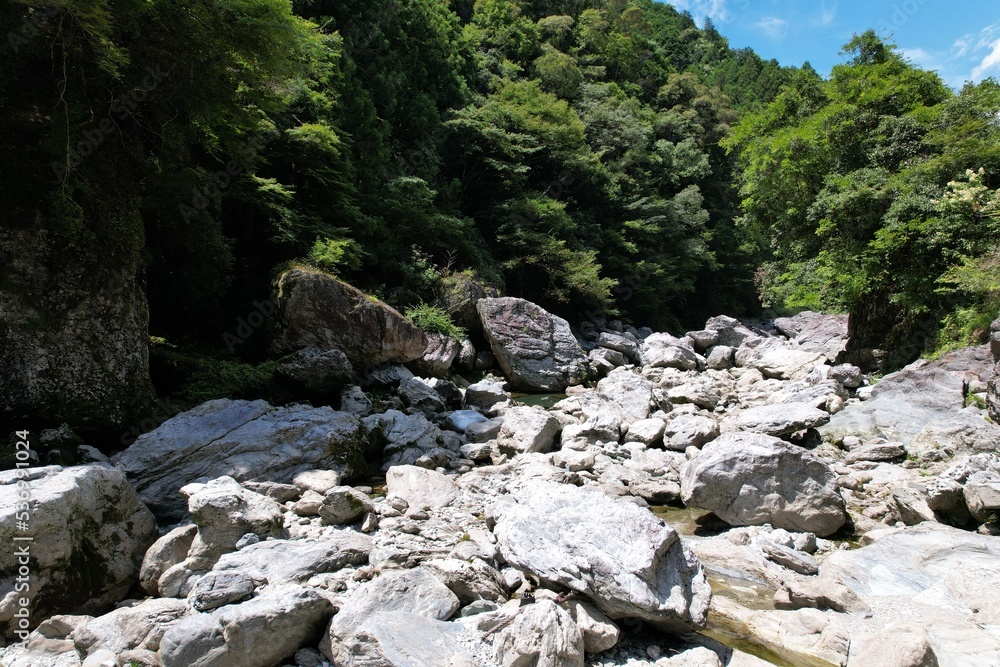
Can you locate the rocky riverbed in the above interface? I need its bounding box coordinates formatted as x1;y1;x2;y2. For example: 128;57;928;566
2;294;1000;667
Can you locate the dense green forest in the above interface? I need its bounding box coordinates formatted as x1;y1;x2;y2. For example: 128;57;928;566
2;0;999;399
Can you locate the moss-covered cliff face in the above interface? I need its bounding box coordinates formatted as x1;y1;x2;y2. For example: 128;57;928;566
0;206;152;434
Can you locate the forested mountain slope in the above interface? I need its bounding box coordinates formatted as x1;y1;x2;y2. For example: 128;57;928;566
2;0;998;433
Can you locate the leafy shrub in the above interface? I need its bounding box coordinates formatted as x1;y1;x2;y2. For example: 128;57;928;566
307;237;363;276
404;303;466;340
180;359;281;404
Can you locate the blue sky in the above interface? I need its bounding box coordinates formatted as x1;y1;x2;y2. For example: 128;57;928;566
662;0;1000;88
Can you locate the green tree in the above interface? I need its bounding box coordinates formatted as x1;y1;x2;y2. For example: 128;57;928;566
727;31;1000;365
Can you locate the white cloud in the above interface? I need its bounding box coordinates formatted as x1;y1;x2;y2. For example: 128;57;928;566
667;0;730;26
812;2;837;28
754;16;789;39
901;47;935;67
953;36;971;59
972;39;1000;81
977;23;1000;49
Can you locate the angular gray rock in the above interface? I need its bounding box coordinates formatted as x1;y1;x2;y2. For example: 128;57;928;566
730;402;830;437
964;472;1000;523
663;415;719;451
819;523;1000;662
686;329;720;352
844;442;906;464
182;477;286;568
340;385;373;416
465;417;504;444
409;333;462;378
275;346;354;395
493;600;584;667
319;486;375;526
681;433;847;536
323;567;460;656
444;410;488;434
706;345;735;370
159;584;333;667
210;534;371;586
848;623;939;667
422;558;508;604
465;379;509;411
705;315;759;348
641;334;701;370
491;479;711;631
363;410;456;471
773;311;849;361
72;598;190;655
597;370;654;424
624;418;666;446
597;331;641;363
187;571;257;611
497;406;562;454
735;337;827;380
139;524;198;596
477;297;591;391
113;399;367;519
345;611;478;667
589;347;627;374
0;465;157;638
564;599;620;654
385;465;460;509
271;268;427;366
820;345;994;447
292;469;346;496
397;377;447;415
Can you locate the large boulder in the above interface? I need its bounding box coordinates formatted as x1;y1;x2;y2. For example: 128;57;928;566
139;525;198;595
596;369;654;424
491;479;711;631
0;225;152;432
773;311;849;361
345;611;478;667
151;477;287;597
385;465;460;509
493;600;584;667
408;333;462;378
322;567;460;661
734;337;827;380
641;334;701;371
477;297;591;391
681;433;847;536
159;584;333;667
821;345;995;447
73;598;190;656
113;399;367;520
437;272;500;343
363;409;460;471
209;534;371;586
497;406;562;454
705;315;759;348
271;268;427;367
820;523;1000;663
729;402;830;437
0;465;157;639
274;346;353;395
